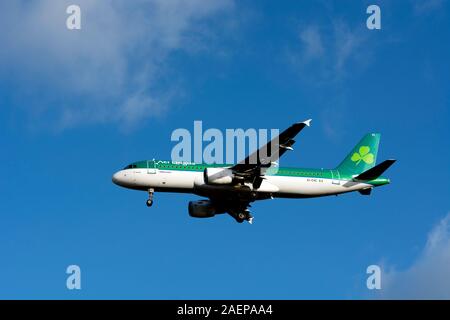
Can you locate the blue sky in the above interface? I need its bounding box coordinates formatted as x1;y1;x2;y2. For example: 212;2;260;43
0;0;449;299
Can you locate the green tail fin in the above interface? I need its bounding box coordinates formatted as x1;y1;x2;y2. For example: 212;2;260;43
335;133;380;175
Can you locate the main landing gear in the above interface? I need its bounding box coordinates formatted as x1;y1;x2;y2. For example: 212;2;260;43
235;210;253;224
146;188;154;207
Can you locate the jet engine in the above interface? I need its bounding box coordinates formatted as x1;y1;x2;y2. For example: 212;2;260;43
188;200;218;218
203;168;234;185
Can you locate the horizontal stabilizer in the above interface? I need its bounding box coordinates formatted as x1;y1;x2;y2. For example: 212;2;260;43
354;159;396;181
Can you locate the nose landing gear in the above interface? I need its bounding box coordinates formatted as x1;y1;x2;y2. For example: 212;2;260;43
146;188;154;207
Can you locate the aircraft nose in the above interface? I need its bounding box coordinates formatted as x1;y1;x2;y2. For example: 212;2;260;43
112;171;122;186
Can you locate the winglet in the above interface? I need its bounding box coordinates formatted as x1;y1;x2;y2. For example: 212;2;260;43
302;119;312;127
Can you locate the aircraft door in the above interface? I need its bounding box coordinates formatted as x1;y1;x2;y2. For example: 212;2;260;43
331;169;341;185
147;160;157;174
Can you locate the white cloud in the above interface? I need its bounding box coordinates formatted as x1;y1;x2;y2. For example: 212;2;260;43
332;21;365;74
380;212;450;299
290;20;369;84
0;0;234;130
299;25;324;60
413;0;444;14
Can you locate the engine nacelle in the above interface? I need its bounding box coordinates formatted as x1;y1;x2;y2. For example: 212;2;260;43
203;167;234;185
188;200;217;218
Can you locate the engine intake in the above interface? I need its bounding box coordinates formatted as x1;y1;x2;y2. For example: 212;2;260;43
203;167;234;185
188;200;217;218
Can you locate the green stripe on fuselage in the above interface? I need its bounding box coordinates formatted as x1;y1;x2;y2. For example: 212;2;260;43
130;160;334;178
127;160;389;186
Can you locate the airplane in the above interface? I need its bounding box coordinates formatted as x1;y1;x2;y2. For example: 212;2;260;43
112;120;395;224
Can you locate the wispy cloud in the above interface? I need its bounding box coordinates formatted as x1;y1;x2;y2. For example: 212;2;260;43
380;212;450;299
287;19;372;141
333;21;366;74
299;25;324;60
0;0;234;130
288;19;370;84
413;0;444;14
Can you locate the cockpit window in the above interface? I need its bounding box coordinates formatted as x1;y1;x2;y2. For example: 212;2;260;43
123;163;139;170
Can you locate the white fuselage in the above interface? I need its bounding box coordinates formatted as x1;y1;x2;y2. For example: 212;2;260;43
112;168;372;199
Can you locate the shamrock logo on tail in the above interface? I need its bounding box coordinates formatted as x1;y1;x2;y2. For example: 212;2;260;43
351;146;374;165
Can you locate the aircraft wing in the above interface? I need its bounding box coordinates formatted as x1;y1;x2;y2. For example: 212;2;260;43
230;119;311;187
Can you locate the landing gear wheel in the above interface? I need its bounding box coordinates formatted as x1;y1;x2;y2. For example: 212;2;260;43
146;199;153;207
234;211;253;224
237;212;246;220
